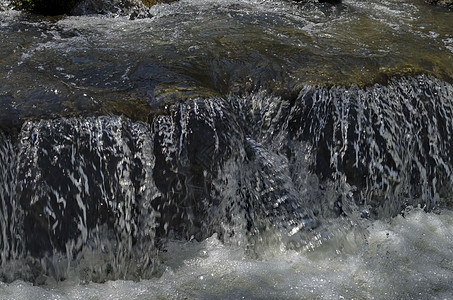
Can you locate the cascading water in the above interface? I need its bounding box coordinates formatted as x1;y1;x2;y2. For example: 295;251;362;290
1;0;453;298
1;74;452;283
292;76;453;216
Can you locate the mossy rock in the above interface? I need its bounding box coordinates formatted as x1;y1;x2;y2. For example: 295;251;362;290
14;0;80;15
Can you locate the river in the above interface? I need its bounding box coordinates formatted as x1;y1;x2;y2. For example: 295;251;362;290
0;0;453;298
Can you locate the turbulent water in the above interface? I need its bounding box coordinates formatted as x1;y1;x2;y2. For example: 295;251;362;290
1;0;453;298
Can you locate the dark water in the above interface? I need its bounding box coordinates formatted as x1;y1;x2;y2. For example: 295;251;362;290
1;0;453;298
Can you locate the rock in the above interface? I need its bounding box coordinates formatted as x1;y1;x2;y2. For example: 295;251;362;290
140;0;177;7
293;0;342;4
13;0;80;15
71;0;149;17
14;0;175;16
71;0;176;18
426;0;453;7
318;0;341;4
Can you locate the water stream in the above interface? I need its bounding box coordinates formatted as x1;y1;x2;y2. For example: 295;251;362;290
1;0;453;298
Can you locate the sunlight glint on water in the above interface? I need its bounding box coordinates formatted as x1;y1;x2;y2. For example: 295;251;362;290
1;0;453;298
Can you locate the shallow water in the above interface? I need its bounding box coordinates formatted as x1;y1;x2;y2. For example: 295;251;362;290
1;0;453;298
1;0;453;122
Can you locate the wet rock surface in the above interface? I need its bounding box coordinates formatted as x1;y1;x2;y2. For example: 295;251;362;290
427;0;453;7
13;0;79;15
71;0;153;17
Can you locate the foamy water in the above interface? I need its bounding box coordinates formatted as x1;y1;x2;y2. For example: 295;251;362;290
1;208;451;299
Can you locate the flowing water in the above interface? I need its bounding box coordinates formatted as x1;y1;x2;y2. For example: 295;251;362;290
1;0;453;298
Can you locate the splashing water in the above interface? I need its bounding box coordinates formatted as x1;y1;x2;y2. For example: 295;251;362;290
0;208;452;298
1;0;453;297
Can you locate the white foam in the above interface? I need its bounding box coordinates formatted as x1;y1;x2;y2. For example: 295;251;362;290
1;208;451;299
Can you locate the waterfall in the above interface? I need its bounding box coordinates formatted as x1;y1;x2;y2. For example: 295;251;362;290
292;76;453;217
0;74;452;282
